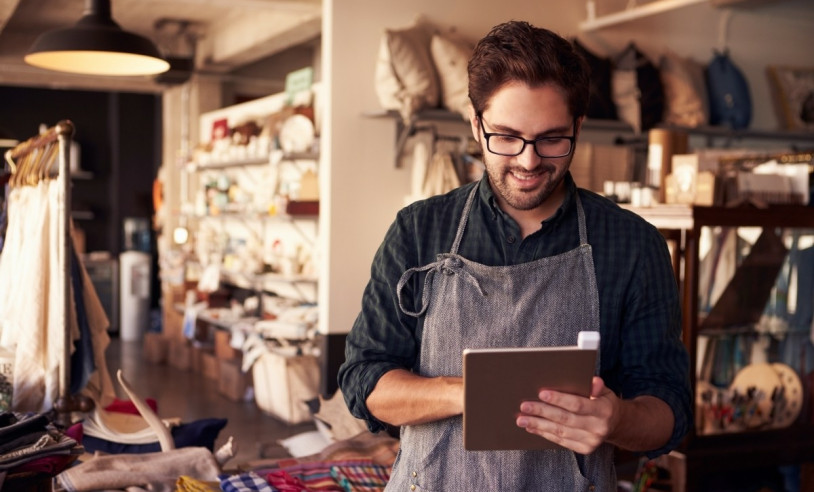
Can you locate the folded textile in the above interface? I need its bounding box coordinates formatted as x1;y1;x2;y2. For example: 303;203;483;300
219;471;274;492
105;397;159;415
176;474;222;492
0;432;78;470
53;446;220;492
8;423;82;476
330;463;390;492
0;412;49;443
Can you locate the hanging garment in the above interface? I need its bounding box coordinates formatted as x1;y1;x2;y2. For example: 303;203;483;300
0;179;114;413
390;186;614;491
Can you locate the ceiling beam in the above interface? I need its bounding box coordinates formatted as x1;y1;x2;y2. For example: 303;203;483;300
196;10;320;72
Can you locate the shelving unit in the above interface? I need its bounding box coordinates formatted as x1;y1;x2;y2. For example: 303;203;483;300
626;203;814;490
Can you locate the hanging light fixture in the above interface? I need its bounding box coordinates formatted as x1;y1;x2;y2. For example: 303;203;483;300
24;0;170;76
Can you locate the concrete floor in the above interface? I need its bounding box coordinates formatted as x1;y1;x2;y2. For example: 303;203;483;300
103;336;317;468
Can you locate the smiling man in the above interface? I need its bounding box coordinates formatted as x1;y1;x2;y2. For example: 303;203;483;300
338;20;691;491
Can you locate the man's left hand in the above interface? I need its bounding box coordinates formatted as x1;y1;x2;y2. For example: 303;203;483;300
515;376;620;454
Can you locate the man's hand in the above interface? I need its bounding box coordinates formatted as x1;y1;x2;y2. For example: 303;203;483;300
515;376;673;454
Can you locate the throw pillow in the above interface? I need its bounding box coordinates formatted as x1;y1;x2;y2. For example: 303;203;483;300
374;20;439;122
429;33;472;119
573;39;618;121
660;50;708;127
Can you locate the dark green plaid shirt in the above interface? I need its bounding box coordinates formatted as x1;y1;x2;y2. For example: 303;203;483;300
339;172;691;457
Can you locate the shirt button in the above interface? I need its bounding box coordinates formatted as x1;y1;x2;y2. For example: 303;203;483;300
507;235;516;244
410;486;416;491
412;471;417;477
588;486;595;491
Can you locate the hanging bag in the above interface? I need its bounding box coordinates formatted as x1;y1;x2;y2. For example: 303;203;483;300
706;50;752;130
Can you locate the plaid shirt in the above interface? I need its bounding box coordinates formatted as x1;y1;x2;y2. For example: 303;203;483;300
339;172;692;458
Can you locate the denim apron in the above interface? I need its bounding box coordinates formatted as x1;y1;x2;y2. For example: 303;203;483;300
389;185;614;491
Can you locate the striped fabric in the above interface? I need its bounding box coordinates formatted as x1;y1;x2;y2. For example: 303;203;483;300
330;463;391;492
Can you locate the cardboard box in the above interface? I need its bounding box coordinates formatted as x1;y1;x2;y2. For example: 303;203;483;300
168;338;192;371
191;343;214;375
214;329;241;361
218;359;252;402
162;300;185;341
142;332;168;364
201;352;219;380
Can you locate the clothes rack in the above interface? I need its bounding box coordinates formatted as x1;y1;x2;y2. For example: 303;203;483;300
3;120;94;423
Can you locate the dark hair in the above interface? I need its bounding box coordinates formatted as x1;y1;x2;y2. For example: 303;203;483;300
467;21;590;119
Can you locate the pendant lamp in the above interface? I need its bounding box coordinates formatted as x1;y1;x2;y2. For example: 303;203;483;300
24;0;170;76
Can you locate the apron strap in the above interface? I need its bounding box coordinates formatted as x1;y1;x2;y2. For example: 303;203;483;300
575;192;588;246
449;184;479;255
396;262;439;317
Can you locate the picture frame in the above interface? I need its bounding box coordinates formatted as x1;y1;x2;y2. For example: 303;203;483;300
766;65;814;131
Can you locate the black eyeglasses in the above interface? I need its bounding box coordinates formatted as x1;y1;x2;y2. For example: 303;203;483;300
477;114;576;158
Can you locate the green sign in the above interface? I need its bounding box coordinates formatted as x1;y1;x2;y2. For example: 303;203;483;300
286;67;314;104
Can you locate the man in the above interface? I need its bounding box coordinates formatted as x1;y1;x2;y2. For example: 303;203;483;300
338;20;691;491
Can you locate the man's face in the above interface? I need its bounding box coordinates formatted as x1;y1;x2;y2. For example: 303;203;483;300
470;81;579;214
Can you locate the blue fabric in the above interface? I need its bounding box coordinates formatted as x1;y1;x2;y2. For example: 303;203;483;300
338;171;692;458
81;418;227;454
69;249;95;395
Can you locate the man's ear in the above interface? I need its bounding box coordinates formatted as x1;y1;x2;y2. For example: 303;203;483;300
468;104;480;143
574;116;585;140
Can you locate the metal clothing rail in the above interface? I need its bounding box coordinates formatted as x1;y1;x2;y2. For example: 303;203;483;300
3;120;91;423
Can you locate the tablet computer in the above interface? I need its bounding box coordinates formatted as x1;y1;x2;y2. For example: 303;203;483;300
462;333;599;451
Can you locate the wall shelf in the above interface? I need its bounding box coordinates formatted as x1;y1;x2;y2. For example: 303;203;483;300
579;0;707;32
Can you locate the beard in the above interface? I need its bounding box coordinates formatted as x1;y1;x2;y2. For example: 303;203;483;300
483;153;571;211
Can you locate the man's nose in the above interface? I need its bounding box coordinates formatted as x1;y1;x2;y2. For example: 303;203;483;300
516;142;541;169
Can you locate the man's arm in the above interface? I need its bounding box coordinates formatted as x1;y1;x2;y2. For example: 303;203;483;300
366;369;464;427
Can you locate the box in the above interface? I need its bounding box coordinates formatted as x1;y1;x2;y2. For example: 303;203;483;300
142;332;168;364
162;300;185;341
201;352;219;380
214;329;241;361
168;338;192;371
252;350;319;424
191;343;214;375
218;359;252;402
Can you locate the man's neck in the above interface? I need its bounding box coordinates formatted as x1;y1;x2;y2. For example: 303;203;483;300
499;186;567;239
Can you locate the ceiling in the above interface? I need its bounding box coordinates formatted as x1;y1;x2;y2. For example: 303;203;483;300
0;0;322;92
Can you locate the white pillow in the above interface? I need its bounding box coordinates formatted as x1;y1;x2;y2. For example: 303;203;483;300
374;21;439;121
430;33;472;119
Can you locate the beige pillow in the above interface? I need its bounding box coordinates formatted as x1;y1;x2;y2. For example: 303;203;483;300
374;21;439;121
430;33;472;119
660;50;708;127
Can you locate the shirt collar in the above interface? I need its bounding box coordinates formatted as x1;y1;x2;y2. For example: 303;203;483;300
477;171;577;227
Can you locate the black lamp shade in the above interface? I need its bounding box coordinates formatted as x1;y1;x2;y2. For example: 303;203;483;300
24;0;170;76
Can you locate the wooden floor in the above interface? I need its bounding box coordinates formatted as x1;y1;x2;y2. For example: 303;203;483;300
103;335;316;467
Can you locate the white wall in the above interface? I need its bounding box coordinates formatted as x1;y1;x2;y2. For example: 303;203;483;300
321;0;814;336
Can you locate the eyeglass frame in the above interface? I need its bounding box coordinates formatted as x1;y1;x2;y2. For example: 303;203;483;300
477;113;578;158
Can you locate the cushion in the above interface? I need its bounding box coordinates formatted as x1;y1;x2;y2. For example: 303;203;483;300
573;39;618;121
429;33;472;119
612;43;665;132
374;21;439;122
660;50;708;127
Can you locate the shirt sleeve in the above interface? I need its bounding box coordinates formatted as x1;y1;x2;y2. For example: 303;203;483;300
619;225;693;458
337;207;422;433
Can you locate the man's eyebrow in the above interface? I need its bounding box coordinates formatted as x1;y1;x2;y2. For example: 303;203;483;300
488;120;572;137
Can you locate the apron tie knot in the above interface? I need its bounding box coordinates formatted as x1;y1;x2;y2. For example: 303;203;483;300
396;255;486;317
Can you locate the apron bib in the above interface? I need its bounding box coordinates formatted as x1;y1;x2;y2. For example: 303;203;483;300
390;185;615;491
